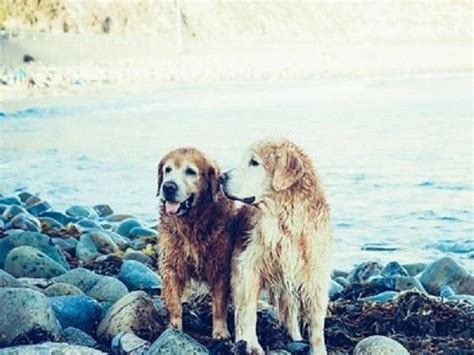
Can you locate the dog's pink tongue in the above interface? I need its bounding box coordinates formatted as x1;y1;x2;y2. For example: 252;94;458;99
165;201;180;214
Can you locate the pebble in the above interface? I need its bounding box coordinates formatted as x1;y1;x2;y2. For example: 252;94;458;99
334;276;349;287
119;260;161;291
107;214;136;222
353;335;409;355
0;342;106;354
50;295;103;334
0;288;61;346
123;249;154;266
382;261;409;277
39;211;73;225
145;328;209;355
97;291;163;343
93;204;114;218
111;332;150;355
128;227;157;239
52;237;78;254
4;246;67;278
66;205;98;219
361;291;398;303
5;213;41;232
26;201;52;217
0;269;23;288
61;327;98;348
52;268;102;293
17;191;33;203
116;219;143;238
76;231;119;262
348;261;383;284
419;257;473;295
87;276;129;303
285;341;310;353
1;205;27;222
45;283;85;297
103;230;131;251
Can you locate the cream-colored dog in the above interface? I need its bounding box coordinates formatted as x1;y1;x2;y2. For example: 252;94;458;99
221;138;332;354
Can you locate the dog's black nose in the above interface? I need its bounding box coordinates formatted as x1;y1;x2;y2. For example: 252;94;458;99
162;181;178;195
219;172;229;185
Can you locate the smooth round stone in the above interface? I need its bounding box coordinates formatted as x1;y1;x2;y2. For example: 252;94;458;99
123;249;154;266
382;261;409;277
27;201;52;217
334;276;349;287
269;351;291;355
4;246;67;278
93;204;114;218
52;237;78;254
76;231;119;262
116;218;143;237
0;205;7;216
1;205;27;222
285;341;310;353
97;291;163;343
130;239;147;250
348;261;383;284
0;288;61;347
39;217;64;233
111;332;150;355
66;205;98;220
353;336;409;355
102;230;130;251
61;327;98;348
106;214;136;222
394;276;426;293
75;218;102;231
128;227;157;239
50;295;103;334
17;277;52;289
0;197;22;206
0;342;106;354
440;285;456;298
419;257;473;295
361;291;398;303
17;191;33;203
119;260;161;291
87;276;128;303
0;269;23;288
52;268;102;293
145;328;208;355
25;195;41;207
0;231;69;270
45;283;84;297
329;279;343;300
39;211;74;225
5;213;41;232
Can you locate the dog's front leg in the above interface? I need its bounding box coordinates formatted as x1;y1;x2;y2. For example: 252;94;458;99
161;268;185;330
211;276;231;339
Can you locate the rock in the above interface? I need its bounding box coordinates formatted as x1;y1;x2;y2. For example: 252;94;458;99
76;231;119;262
361;243;399;251
119;260;161;291
0;288;61;346
419;257;474;295
361;291;398;303
2;205;27;222
116;219;143;238
111;332;150;355
52;237;78;254
402;262;427;276
25;195;41;207
40;217;64;233
87;276;128;303
39;211;73;225
0;342;106;354
52;268;102;293
129;239;147;250
285;341;310;353
23;54;35;63
0;204;7;215
145;328;208;355
329;280;343;300
61;327;97;348
268;351;291;355
75;218;102;231
107;214;136;222
348;261;383;284
104;230;130;251
4;246;67;278
448;294;474;305
17;191;33;203
394;276;426;293
440;285;456;298
97;291;163;343
45;283;84;296
0;269;23;288
0;231;69;269
5;213;41;232
123;249;154;266
93;204;114;218
334;276;349;287
128;227;157;239
382;261;409;277
353;335;409;355
50;295;103;334
27;201;52;217
66;205;98;220
17;277;52;289
0;197;22;206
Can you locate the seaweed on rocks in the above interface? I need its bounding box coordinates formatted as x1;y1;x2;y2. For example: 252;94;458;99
82;255;123;276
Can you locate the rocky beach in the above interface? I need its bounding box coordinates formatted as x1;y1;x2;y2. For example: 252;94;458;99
0;192;473;354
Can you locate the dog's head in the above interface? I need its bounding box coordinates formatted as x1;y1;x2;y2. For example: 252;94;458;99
220;139;305;205
157;148;220;216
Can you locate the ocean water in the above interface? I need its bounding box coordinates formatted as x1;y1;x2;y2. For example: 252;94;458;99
1;75;473;271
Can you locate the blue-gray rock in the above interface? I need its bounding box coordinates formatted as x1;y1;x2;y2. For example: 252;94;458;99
87;276;128;303
382;261;409;277
0;342;106;354
76;231;119;262
123;249;154;266
0;231;68;269
361;243;399;251
61;327;98;348
348;261;383;284
45;283;84;296
39;211;74;225
129;227;157;239
5;213;41;232
440;285;456;298
1;205;27;222
361;291;398;303
0;288;61;346
145;328;209;355
448;294;474;305
17;191;33;203
0;204;7;216
40;217;64;233
75;218;102;231
394;276;426;293
25;195;41;207
52;237;78;254
111;332;150;355
0;269;23;288
334;276;349;287
107;214;136;222
419;257;474;295
0;197;22;206
4;246;67;278
116;219;143;238
66;205;98;219
285;341;310;354
119;260;161;291
97;291;163;343
402;262;427;276
130;239;147;250
52;268;102;293
353;336;409;355
269;351;291;355
93;204;114;218
27;201;52;217
50;295;103;334
329;280;343;300
103;230;130;251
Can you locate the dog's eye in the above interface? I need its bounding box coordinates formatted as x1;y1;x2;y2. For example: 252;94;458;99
185;168;197;176
165;167;172;174
249;158;260;167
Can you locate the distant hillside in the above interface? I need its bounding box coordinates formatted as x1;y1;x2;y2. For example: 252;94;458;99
0;0;472;44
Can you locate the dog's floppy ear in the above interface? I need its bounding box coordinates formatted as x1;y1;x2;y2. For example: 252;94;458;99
157;159;164;197
272;147;304;191
207;161;221;202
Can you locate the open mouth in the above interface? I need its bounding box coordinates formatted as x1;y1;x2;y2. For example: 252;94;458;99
163;194;194;216
222;190;256;205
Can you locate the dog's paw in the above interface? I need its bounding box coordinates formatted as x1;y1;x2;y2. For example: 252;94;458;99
212;326;231;340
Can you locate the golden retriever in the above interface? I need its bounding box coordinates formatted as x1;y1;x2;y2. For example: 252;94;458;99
221;138;333;354
157;147;237;339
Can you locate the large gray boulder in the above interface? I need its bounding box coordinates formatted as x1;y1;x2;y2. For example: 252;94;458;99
87;276;128;303
4;246;67;278
145;328;209;355
0;342;106;354
419;257;473;295
52;268;102;293
353;335;409;355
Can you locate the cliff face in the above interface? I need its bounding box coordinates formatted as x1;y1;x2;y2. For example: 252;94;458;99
0;1;472;44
